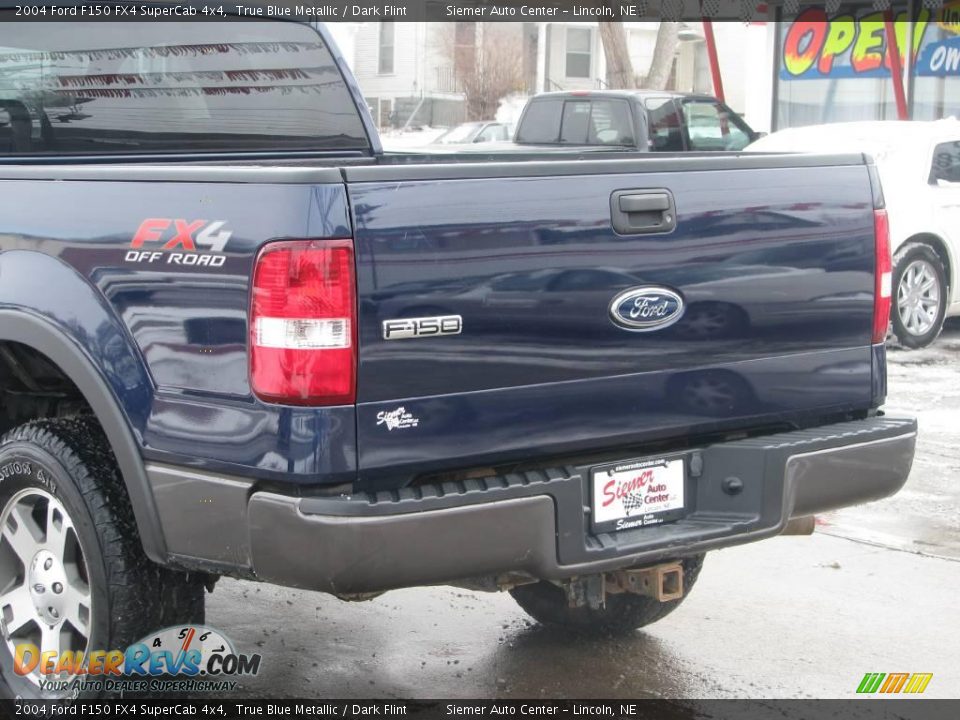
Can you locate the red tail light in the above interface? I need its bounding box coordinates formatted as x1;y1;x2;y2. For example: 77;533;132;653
873;209;892;344
250;239;356;405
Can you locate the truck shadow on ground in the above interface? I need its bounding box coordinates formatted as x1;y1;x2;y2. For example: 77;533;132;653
475;621;721;700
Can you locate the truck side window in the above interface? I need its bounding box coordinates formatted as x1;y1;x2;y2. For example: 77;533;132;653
930;141;960;184
517;99;563;144
645;98;684;152
682;100;751;151
0;18;369;156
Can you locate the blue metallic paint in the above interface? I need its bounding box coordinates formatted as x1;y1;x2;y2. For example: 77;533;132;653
0;161;882;492
351;164;878;483
0;179;357;483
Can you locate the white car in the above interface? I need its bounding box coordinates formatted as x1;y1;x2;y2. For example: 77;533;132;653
748;120;960;348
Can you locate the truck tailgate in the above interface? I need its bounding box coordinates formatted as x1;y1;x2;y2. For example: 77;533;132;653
346;156;878;485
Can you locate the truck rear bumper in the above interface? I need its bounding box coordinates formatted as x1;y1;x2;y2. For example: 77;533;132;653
235;417;915;593
149;416;915;594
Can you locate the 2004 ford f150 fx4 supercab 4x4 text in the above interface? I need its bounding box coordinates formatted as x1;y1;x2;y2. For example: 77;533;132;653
0;17;916;697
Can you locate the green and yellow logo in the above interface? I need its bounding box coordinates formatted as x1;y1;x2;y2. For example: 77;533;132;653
857;672;933;694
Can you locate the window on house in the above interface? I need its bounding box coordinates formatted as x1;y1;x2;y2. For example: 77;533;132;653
379;22;395;74
454;22;477;77
565;28;591;79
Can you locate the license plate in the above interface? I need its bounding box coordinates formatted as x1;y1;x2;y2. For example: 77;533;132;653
591;456;686;533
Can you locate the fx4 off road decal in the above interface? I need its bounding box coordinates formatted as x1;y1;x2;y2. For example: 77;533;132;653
125;218;232;267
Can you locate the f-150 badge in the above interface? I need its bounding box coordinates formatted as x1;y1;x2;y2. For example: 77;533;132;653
382;315;462;340
609;286;685;332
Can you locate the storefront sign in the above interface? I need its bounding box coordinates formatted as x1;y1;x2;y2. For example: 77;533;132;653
780;7;960;79
916;33;960;76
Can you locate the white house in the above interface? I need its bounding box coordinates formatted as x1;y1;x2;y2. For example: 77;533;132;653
328;22;465;129
331;22;765;131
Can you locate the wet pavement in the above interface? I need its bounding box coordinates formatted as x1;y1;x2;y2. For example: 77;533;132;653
821;320;960;561
206;324;960;700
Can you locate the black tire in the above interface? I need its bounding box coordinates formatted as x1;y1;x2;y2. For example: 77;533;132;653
891;242;948;349
509;555;705;634
0;416;204;699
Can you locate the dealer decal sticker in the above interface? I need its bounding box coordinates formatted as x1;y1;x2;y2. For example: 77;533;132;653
376;406;420;431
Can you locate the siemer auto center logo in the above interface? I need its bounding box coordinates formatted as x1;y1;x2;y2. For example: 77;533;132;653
14;625;261;694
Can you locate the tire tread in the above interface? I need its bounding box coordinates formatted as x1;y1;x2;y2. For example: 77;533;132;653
0;415;204;695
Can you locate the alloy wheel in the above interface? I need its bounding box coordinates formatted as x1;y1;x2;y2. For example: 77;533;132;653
897;259;941;337
0;488;92;689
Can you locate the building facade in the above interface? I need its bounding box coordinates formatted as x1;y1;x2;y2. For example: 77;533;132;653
333;21;757;130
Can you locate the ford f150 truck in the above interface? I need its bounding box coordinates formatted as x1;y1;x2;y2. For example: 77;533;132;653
0;17;916;698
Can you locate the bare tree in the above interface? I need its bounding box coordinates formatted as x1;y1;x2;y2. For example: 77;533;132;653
597;21;679;91
442;23;526;121
598;22;636;89
645;22;680;90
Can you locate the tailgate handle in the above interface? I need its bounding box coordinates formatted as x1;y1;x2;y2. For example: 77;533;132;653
620;194;669;213
611;189;676;235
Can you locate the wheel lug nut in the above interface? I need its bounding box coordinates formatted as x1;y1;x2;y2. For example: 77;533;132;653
44;558;53;571
52;582;63;594
33;583;45;594
49;607;59;619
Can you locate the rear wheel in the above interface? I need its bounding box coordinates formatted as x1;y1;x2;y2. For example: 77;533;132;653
892;243;947;349
0;416;204;698
509;555;705;634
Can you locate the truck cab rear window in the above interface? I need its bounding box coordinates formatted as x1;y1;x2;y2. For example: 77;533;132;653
521;98;632;146
516;99;563;144
0;20;369;157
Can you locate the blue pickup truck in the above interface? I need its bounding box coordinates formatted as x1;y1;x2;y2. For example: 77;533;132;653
0;18;916;697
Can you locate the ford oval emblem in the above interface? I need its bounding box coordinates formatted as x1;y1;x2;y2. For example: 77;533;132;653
609;286;685;332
